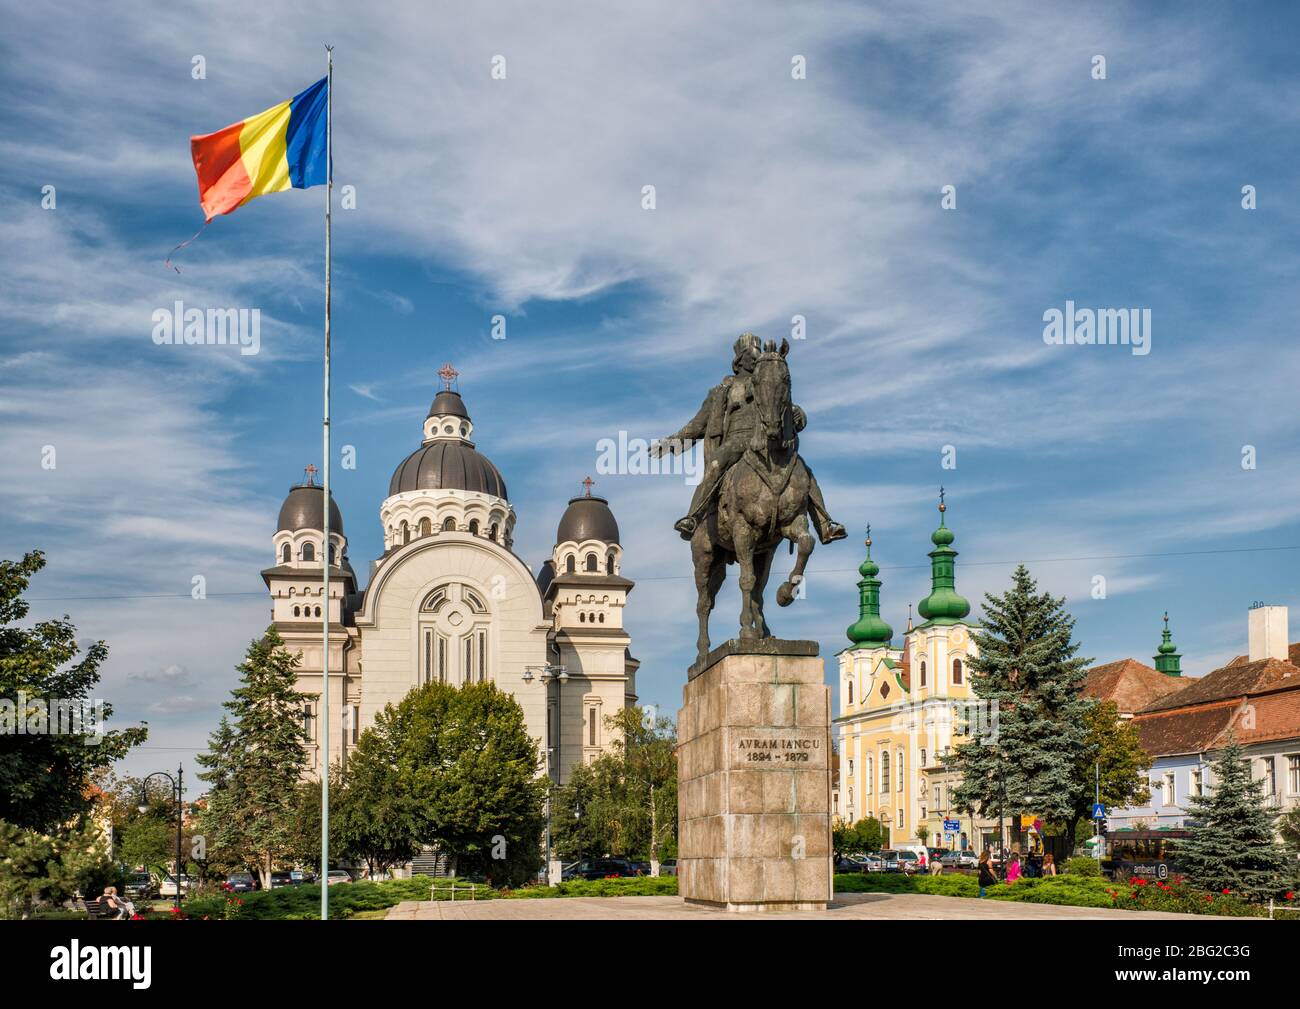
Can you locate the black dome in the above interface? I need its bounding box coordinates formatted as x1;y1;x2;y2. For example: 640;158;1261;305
428;389;469;419
277;484;344;535
389;441;509;499
556;495;619;545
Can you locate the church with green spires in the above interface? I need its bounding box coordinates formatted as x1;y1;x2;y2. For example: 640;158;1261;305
835;491;993;851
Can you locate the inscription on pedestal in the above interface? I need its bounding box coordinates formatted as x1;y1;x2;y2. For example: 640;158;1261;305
734;732;825;767
677;647;832;913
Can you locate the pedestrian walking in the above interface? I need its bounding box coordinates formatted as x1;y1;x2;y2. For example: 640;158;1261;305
1006;853;1022;882
1042;853;1057;877
929;852;944;876
977;850;997;897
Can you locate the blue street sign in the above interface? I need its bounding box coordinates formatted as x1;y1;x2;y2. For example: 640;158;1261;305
1091;803;1106;819
943;818;961;832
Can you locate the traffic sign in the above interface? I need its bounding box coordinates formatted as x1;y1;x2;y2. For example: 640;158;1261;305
943;818;960;832
1091;803;1106;819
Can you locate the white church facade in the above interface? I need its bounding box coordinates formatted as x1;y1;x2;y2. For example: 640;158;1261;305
261;367;639;786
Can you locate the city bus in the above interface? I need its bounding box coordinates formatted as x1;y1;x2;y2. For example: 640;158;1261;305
1100;829;1190;881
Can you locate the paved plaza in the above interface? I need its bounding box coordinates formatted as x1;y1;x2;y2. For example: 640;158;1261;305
385;892;1235;921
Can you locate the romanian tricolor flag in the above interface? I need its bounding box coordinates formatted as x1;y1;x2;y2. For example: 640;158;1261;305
190;77;329;222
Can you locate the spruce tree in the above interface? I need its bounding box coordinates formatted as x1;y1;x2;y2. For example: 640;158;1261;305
1176;739;1294;901
196;628;308;886
947;565;1092;838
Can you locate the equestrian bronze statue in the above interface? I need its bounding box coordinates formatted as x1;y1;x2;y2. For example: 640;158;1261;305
654;333;845;667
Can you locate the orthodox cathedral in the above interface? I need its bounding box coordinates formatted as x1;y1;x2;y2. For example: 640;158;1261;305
261;366;639;783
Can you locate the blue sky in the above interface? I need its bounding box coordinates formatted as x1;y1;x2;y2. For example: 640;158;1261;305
3;0;1299;783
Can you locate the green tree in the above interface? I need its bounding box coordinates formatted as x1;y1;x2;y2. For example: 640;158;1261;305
0;551;146;832
946;565;1092;838
382;681;545;886
1280;807;1300;854
832;817;886;857
1058;700;1151;857
915;824;930;845
0;819;118;919
331;720;424;877
550;706;678;863
1176;739;1295;901
195;628;309;888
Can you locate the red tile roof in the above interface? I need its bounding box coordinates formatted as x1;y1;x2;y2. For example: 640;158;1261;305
1083;658;1189;715
1139;657;1300;713
1134;703;1237;757
1225;641;1300;668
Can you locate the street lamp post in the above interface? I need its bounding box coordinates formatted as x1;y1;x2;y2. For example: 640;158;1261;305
523;663;568;885
139;764;184;911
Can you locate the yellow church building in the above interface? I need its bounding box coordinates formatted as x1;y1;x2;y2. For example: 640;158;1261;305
834;495;996;851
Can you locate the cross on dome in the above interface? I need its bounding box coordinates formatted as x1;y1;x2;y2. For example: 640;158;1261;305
437;363;460;390
582;476;595;498
304;463;318;486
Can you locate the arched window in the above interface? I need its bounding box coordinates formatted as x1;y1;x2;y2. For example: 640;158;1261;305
880;750;890;792
401;521;410;545
896;748;904;791
584;553;598;572
293;605;300;617
442;517;457;532
598;612;605;623
301;542;315;562
952;658;963;685
579;612;586;623
316;605;323;618
468;519;480;536
606;553;615;574
847;680;854;704
419;517;432;537
281;543;291;563
328;544;336;565
919;660;927;687
489;523;499;543
565;555;576;574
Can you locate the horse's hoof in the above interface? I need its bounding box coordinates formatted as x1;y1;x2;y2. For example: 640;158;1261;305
776;583;794;607
738;628;759;641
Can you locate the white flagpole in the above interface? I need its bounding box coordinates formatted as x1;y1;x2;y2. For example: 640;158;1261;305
320;43;334;922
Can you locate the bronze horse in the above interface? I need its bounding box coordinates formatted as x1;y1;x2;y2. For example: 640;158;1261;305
690;339;816;668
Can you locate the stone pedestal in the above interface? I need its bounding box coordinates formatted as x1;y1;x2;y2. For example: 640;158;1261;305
677;639;832;912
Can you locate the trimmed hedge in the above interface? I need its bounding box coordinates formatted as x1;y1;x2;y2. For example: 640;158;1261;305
831;871;1300;917
505;875;678;899
182;876;491;920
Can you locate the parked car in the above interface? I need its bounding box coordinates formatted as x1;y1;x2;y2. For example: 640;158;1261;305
575;858;640;880
861;852;885;872
876;850;902;873
269;871;293;888
940;849;978;869
325;869;353;886
560;860;585;882
290;870;317;885
659;858;678;877
895;850;922;874
158;874;194;897
834;853;871;873
124;872;156;901
224;872;256;893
